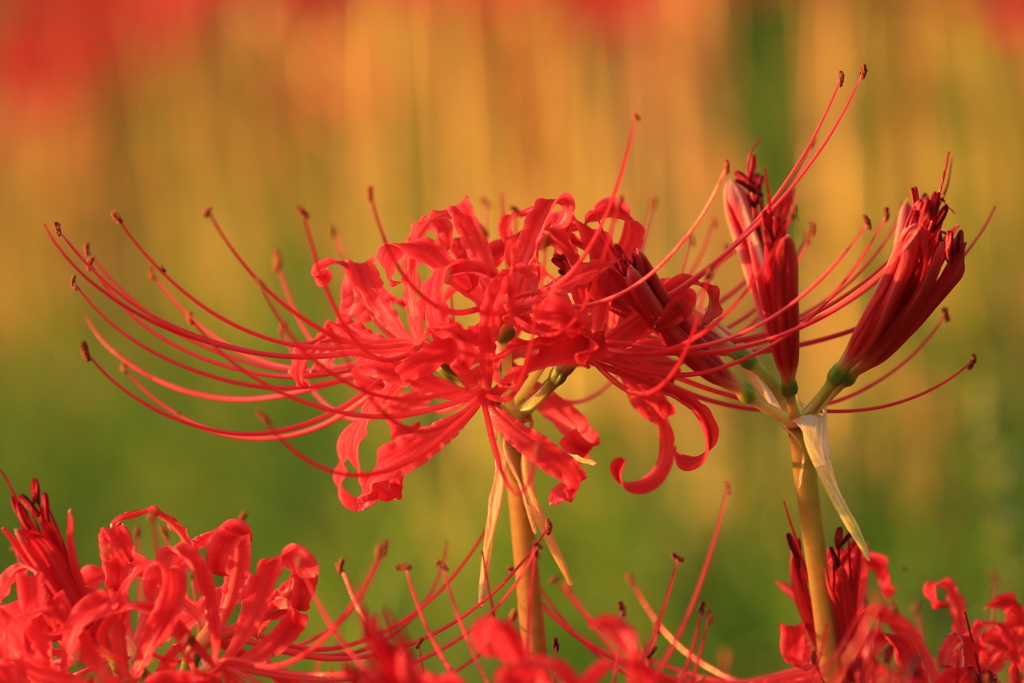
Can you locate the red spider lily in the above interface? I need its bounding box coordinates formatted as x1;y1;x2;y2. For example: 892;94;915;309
50;184;741;511
769;526;1024;683
829;181;967;389
723;150;801;393
1;477;322;681
0;478;733;682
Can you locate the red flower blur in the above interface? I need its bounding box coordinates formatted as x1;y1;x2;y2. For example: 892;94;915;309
771;527;1024;683
0;477;319;681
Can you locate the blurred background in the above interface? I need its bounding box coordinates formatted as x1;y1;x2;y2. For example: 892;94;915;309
1;0;1022;675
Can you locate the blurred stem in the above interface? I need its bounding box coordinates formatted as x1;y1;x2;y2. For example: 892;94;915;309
504;444;547;654
788;428;837;661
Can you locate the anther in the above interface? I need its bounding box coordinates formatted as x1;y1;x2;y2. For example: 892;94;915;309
185;311;195;326
83;242;91;257
367;186;374;202
723;159;730;174
547;575;562;585
147;266;156;281
883;206;890;222
647;646;658;658
272;249;283;273
69;275;77;291
968;353;977;370
436;560;450;571
545;518;553;536
118;363;128;375
238;510;248;521
618;601;627;617
86;256;95;267
54;222;62;236
334;558;345;574
80;341;91;362
860;63;868;79
553;637;560;652
508;608;517;622
631;112;641;122
296;205;310;219
395;563;412;571
942;308;950;323
838;70;845;87
255;409;272;427
203;206;213;219
862;214;871;229
111;210;123;224
671;552;684;564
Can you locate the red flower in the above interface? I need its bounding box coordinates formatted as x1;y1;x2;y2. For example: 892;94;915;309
52;188;742;507
830;184;967;388
723;150;801;392
1;478;320;681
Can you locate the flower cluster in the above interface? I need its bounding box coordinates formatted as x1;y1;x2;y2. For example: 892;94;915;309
0;480;721;682
48;67;978;519
1;477;319;681
5;481;1021;683
776;527;1024;683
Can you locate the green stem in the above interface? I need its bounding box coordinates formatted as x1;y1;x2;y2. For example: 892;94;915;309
788;429;837;661
504;444;547;654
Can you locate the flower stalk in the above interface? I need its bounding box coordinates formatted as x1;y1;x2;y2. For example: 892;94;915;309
787;428;837;661
503;442;548;654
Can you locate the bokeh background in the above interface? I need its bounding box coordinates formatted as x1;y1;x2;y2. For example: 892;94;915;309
1;0;1023;675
